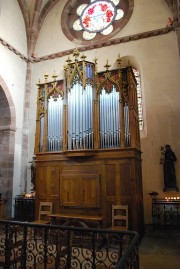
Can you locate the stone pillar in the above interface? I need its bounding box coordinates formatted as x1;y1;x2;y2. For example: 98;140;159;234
20;62;32;194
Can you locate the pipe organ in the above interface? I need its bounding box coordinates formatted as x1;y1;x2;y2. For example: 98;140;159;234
34;50;144;234
99;86;120;149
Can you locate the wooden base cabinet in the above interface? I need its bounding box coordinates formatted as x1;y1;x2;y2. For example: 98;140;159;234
35;148;144;234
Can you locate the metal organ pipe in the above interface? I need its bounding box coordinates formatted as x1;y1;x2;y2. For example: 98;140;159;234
79;84;83;149
47;96;63;152
100;91;103;149
67;80;93;150
124;103;130;146
100;86;120;149
116;94;120;147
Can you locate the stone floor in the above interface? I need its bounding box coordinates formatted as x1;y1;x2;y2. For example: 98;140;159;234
139;225;180;269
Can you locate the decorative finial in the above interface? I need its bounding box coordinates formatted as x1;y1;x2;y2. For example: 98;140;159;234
104;60;111;70
66;56;72;65
44;70;49;82
94;57;98;64
52;70;58;81
73;48;80;60
116;54;122;68
81;53;86;61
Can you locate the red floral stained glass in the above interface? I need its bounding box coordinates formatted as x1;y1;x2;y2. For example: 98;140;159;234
80;1;116;33
83;16;91;28
100;3;108;12
72;0;126;41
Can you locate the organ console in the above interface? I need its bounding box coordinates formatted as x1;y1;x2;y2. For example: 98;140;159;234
34;50;144;234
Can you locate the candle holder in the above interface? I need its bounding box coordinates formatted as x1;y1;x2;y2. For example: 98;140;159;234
149;191;158;200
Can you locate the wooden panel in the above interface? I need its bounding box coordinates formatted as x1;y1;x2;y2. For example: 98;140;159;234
119;162;132;196
61;176;78;206
47;165;60;212
105;164;116;197
36;166;48;200
48;166;60;198
60;174;100;208
35;148;144;234
62;163;100;174
82;175;100;208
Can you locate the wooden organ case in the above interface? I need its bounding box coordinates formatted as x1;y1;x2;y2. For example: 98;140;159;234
34;50;144;233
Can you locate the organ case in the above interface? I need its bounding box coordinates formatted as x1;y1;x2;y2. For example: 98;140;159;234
34;51;144;233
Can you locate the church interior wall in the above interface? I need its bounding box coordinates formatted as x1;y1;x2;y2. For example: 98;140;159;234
0;0;180;225
0;0;27;215
35;0;171;57
0;45;27;214
0;0;27;56
31;32;180;224
118;0;170;35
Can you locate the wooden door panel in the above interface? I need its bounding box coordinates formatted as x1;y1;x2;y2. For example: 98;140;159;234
61;176;78;206
60;174;100;208
119;162;132;196
36;166;48;198
47;166;60;196
82;175;100;208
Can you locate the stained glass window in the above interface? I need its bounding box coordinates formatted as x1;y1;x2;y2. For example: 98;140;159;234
73;0;124;40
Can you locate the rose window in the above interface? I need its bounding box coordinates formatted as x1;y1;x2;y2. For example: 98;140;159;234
73;0;124;40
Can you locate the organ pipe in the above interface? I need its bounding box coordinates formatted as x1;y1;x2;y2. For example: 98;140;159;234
65;50;94;151
48;96;63;151
99;87;120;149
35;50;139;154
67;78;93;150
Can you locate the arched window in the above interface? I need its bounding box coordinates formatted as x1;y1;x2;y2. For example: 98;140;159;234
73;0;124;40
61;0;134;45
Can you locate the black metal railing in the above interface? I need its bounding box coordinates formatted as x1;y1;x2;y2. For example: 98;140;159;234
152;198;180;230
0;220;139;269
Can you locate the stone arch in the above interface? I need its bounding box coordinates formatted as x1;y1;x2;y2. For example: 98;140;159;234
0;76;16;218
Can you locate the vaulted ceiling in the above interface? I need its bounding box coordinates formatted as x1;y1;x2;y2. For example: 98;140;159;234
17;0;180;56
17;0;59;55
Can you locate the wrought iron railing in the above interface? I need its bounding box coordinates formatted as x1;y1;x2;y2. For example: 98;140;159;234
0;220;139;269
152;198;180;230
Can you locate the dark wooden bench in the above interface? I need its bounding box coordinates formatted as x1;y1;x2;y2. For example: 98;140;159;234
48;213;104;228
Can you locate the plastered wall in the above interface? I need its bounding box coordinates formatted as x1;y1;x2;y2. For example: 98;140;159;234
0;0;180;223
32;0;180;224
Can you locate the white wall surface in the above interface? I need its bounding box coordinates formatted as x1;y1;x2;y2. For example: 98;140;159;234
35;0;172;57
119;0;171;37
0;44;27;205
0;0;27;56
0;0;27;214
